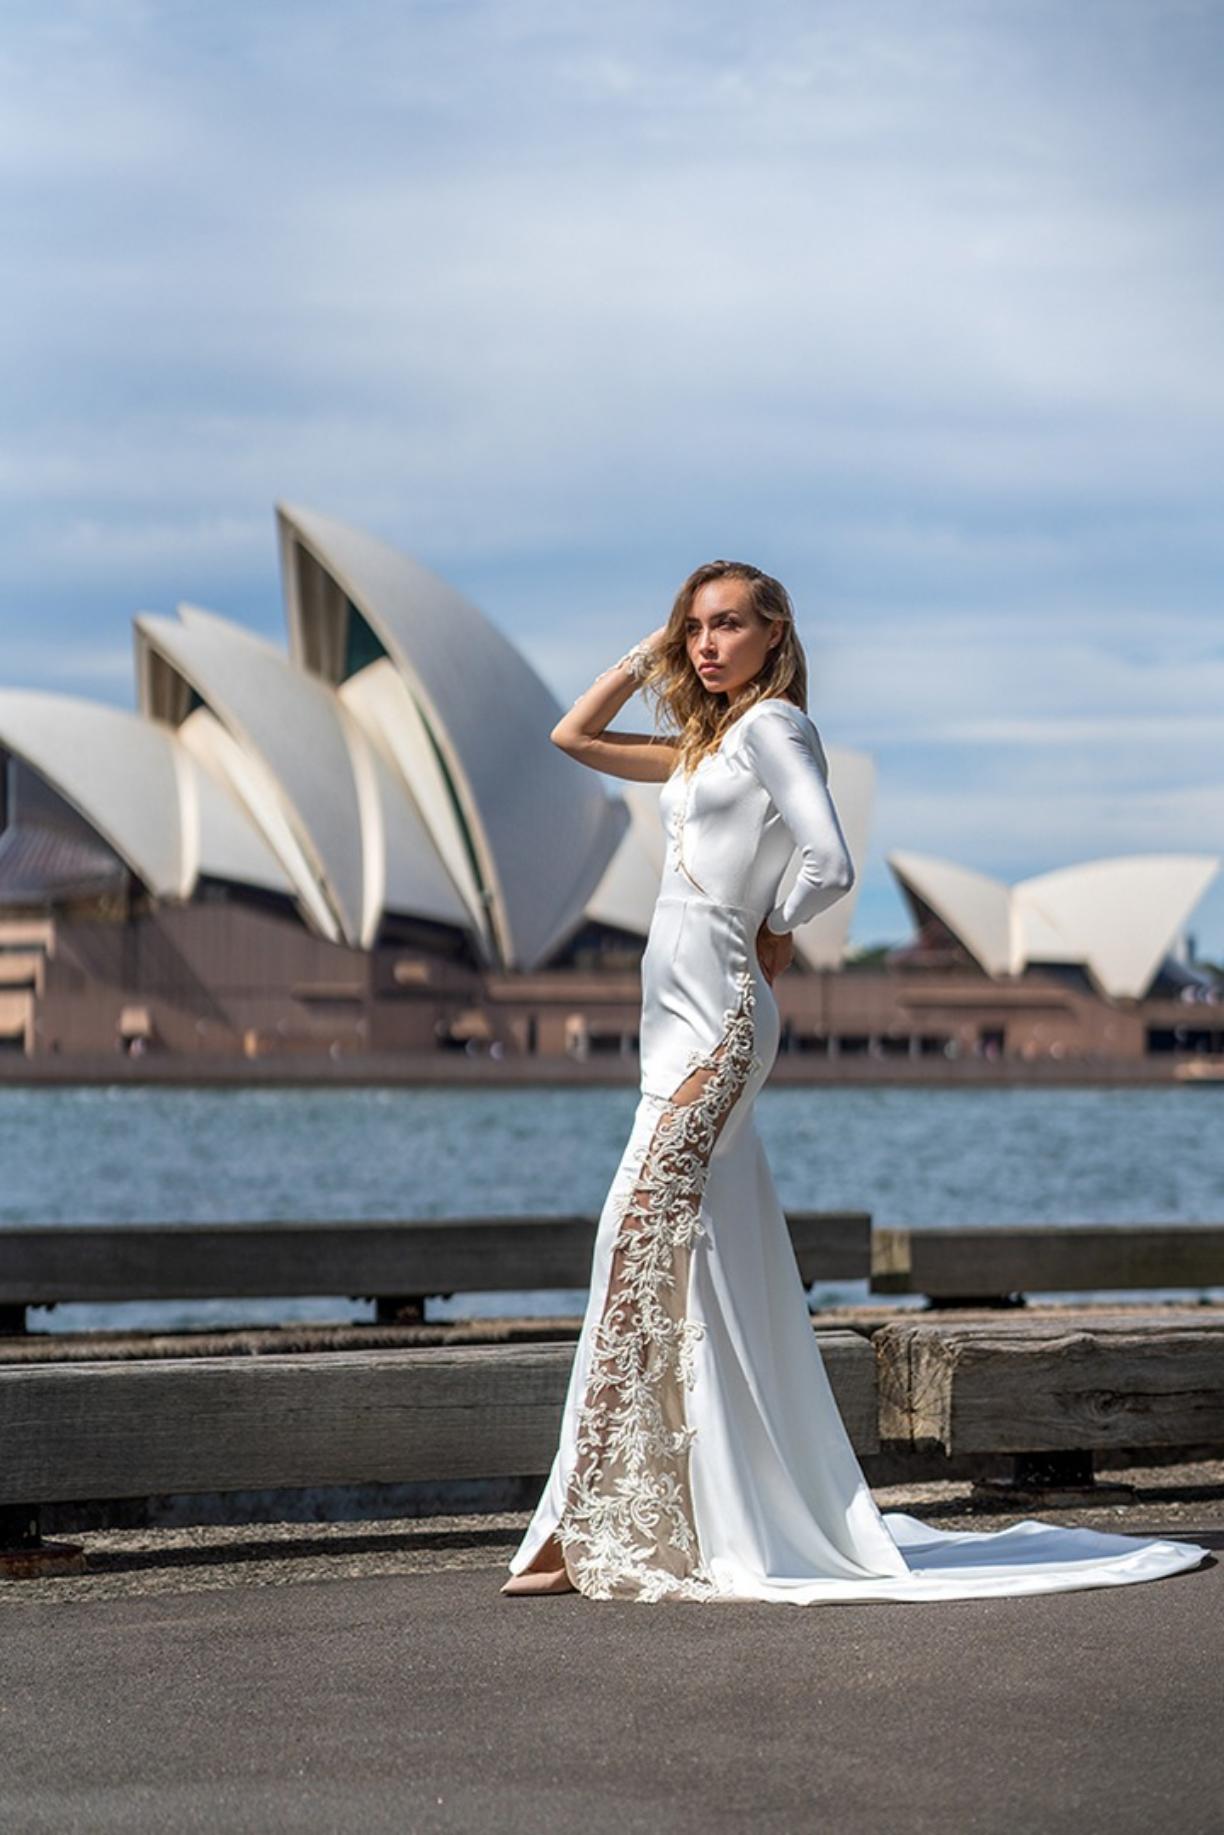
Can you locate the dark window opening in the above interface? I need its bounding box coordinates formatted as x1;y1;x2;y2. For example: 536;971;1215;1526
547;919;645;972
1148;1026;1224;1055
1022;960;1097;994
343;601;388;679
587;1031;637;1058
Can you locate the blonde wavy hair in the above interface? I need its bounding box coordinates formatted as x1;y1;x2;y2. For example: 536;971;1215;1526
637;560;809;776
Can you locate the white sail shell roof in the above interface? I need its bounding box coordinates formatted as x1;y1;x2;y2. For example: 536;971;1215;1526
337;659;484;942
276;503;627;970
176;706;332;928
0;689;298;903
137;605;473;948
360;732;474;932
1016;856;1221;999
889;849;1221;998
0;690;189;895
136;605;376;942
888;851;1013;977
584;780;672;939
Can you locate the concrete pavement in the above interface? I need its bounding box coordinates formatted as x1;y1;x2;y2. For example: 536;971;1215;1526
1;1507;1221;1835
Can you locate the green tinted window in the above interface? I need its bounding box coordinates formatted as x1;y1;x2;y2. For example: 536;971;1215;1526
343;602;387;677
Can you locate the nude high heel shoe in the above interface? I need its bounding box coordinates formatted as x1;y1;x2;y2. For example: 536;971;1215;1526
500;1566;577;1595
500;1534;577;1595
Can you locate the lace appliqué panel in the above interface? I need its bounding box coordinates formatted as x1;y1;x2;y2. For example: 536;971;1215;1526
556;965;761;1602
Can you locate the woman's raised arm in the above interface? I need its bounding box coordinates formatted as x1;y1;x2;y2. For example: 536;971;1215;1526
550;629;678;782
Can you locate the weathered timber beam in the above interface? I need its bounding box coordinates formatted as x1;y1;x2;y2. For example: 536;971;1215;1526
871;1224;1224;1299
0;1331;877;1507
0;1212;870;1309
874;1313;1224;1455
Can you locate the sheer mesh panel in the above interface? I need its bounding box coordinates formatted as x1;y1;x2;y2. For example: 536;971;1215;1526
535;966;759;1601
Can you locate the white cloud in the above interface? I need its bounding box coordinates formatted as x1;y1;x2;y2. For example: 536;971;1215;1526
877;777;1224;868
0;641;133;687
902;716;1224;750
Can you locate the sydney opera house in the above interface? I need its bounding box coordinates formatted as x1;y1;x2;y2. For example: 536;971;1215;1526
0;504;1220;1070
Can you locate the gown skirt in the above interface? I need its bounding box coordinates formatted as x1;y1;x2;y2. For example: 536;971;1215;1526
506;885;1211;1605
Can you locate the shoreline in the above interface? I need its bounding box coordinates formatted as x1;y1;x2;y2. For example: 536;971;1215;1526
0;1051;1214;1090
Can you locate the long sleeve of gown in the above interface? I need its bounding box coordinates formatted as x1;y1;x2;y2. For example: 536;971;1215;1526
740;706;856;935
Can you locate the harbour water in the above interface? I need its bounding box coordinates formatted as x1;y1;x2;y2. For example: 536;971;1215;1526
2;1083;1221;1332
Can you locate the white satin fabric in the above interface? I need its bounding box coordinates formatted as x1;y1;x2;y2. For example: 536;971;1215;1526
508;698;1209;1603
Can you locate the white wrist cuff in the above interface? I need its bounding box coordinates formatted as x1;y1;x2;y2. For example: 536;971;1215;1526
617;642;654;684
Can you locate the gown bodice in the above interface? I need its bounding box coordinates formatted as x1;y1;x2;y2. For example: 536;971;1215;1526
636;698;856;1105
654;697;855;937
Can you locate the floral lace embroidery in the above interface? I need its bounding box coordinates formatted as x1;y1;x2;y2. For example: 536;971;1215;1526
556;966;759;1602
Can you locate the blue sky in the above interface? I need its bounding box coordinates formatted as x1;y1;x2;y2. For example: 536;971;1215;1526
4;0;1224;954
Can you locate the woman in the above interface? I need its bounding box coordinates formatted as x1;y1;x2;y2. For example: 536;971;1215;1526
501;560;1208;1604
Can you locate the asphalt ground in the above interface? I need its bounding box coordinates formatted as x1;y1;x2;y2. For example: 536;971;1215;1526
2;1470;1221;1835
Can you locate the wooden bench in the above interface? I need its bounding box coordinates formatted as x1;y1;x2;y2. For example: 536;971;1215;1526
0;1211;871;1333
0;1331;877;1566
871;1224;1224;1306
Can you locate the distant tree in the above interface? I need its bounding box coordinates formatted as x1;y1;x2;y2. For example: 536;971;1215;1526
841;941;898;972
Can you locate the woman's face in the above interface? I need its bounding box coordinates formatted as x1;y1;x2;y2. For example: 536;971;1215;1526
684;577;781;698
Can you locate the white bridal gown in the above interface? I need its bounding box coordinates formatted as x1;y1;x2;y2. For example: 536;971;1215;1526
506;697;1210;1604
